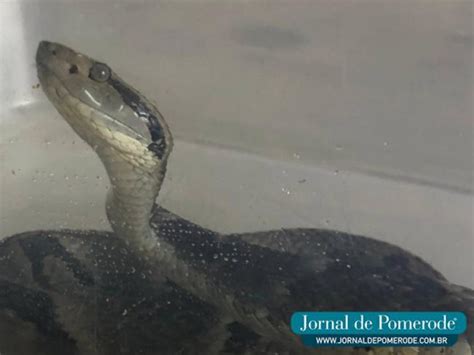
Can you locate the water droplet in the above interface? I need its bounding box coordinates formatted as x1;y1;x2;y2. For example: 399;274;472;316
335;145;343;151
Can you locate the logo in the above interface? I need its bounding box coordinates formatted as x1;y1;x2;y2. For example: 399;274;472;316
290;312;467;347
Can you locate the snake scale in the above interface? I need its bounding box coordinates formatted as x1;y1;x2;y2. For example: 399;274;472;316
0;41;472;355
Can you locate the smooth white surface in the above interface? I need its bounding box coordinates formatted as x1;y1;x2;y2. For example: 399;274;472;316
0;1;473;288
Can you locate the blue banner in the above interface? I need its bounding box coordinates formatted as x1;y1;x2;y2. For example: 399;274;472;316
291;312;466;336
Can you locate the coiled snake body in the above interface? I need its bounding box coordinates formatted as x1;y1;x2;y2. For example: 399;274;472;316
0;41;472;355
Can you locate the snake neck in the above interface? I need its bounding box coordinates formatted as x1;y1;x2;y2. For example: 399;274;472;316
101;146;165;252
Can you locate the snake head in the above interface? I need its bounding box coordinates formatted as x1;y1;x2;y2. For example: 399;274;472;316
36;41;172;166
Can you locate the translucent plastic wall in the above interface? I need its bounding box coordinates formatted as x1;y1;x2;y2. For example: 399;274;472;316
1;1;472;288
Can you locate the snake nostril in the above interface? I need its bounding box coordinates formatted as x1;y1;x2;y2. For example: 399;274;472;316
69;64;79;74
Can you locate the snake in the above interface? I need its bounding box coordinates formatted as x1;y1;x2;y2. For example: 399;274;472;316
0;41;472;355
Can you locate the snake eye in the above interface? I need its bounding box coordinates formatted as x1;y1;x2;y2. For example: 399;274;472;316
89;62;111;82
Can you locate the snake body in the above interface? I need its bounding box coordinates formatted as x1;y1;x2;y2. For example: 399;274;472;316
0;41;472;355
